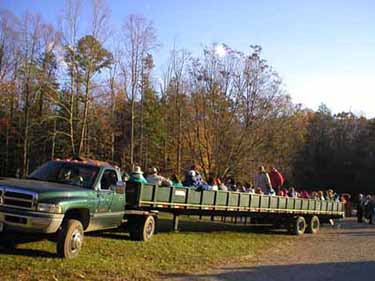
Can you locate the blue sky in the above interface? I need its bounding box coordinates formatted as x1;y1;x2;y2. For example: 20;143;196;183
2;0;375;117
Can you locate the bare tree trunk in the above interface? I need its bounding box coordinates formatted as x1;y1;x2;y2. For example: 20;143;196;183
79;75;90;156
51;118;56;159
130;93;135;168
110;78;116;161
139;88;144;166
22;81;30;177
5;122;9;175
176;105;182;175
69;76;76;156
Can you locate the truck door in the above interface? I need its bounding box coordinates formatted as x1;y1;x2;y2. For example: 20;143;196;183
96;169;125;229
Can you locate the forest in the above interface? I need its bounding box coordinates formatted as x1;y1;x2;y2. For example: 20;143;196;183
0;0;374;194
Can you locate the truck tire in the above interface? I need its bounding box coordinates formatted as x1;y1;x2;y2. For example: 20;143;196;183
129;215;155;241
288;216;306;235
306;216;320;234
57;219;84;259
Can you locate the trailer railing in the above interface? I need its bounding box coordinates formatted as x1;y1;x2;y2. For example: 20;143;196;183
126;184;345;217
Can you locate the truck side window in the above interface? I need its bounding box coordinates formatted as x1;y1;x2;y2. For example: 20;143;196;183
100;170;118;190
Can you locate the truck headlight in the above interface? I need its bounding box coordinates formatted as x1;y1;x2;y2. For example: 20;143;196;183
37;203;62;214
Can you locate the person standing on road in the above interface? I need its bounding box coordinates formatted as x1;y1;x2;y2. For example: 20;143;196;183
357;193;365;223
368;195;375;224
255;166;273;195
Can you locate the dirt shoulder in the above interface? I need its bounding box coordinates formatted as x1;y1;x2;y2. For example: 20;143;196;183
166;218;375;281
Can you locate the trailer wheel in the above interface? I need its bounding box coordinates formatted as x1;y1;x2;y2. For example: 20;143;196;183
306;216;320;234
129;215;155;241
289;216;306;235
56;219;84;259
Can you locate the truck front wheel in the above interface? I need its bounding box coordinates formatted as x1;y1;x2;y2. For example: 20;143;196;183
57;219;84;258
129;215;155;241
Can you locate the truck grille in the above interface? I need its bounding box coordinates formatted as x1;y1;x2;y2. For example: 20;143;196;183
2;188;36;210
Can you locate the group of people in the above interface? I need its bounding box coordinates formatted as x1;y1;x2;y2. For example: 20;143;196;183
124;166;183;188
357;194;375;224
124;164;285;194
124;164;346;204
253;166;346;203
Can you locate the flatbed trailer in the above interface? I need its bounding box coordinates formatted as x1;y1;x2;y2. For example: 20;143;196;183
126;183;345;235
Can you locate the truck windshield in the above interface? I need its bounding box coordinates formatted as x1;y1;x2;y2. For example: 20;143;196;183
28;161;99;188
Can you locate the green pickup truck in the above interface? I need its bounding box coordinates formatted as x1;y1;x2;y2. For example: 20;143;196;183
0;158;345;259
0;158;157;258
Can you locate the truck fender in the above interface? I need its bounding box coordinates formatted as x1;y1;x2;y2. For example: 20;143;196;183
62;208;90;230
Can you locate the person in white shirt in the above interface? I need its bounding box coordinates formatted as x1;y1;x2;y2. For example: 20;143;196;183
146;167;172;187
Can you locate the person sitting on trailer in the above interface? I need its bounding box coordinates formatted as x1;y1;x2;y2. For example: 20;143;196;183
129;166;148;184
255;187;263;194
277;189;286;196
217;177;228;191
147;167;172;187
288;187;298;198
300;191;310;199
225;177;236;191
244;182;254;193
325;189;335;200
248;186;255;194
310;191;318;199
183;164;204;188
171;174;184;188
207;176;218;191
317;190;325;200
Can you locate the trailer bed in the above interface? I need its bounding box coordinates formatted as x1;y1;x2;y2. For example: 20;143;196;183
125;184;345;219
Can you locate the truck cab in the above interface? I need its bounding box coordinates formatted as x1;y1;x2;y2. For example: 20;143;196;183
0;158;128;258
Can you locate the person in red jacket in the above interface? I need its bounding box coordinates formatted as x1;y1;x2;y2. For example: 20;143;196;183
268;167;284;194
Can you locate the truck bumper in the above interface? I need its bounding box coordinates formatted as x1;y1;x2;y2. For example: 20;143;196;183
0;207;64;234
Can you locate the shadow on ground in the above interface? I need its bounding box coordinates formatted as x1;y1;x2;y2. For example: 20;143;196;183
0;247;56;258
164;261;375;281
155;217;288;235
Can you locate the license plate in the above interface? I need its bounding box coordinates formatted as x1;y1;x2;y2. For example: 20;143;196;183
0;222;3;232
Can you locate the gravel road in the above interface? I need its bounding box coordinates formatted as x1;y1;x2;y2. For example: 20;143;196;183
167;218;375;281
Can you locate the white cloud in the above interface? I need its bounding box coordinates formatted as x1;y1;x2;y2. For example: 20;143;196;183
214;44;227;57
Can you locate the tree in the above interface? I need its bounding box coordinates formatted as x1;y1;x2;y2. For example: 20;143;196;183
120;14;157;169
75;35;112;155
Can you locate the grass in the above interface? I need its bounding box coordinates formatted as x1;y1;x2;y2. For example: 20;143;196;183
0;214;291;281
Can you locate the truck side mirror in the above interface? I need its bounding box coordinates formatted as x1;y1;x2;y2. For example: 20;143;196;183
111;181;126;194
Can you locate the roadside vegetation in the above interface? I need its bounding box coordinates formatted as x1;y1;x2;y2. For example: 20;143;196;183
0;215;290;281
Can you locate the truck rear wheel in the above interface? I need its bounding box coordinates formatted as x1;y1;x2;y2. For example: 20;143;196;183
306;216;320;234
288;216;306;235
129;215;155;241
57;219;84;259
